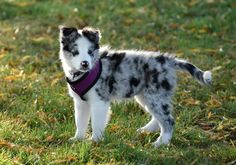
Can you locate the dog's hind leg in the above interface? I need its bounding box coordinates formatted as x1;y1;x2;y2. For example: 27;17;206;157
135;95;160;133
141;92;174;147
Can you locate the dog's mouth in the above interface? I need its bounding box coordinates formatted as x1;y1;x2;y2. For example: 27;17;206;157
79;68;90;72
71;68;90;79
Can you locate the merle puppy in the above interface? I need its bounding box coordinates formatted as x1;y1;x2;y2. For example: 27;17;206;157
59;26;212;147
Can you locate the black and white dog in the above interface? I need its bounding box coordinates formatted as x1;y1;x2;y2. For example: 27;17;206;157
59;26;211;147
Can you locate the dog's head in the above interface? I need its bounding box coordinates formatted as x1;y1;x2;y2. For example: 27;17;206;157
59;26;101;73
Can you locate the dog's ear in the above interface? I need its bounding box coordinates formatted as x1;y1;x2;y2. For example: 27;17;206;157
59;26;80;51
59;25;80;43
82;27;101;44
59;25;78;37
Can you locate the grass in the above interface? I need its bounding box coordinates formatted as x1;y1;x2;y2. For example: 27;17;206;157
0;0;235;164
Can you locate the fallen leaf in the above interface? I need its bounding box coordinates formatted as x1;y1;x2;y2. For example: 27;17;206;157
123;19;134;26
198;122;214;130
109;124;120;133
21;55;32;63
4;75;19;81
229;96;236;101
181;98;200;106
175;51;184;57
205;97;222;108
14;2;34;7
4;70;24;82
52;156;77;164
206;0;214;3
51;78;60;86
51;73;64;86
217;124;224;131
190;48;201;53
208;111;212;119
46;135;54;142
31;35;53;43
189;0;198;6
212;65;222;72
0;48;9;59
0;140;16;149
170;23;179;30
126;142;135;148
204;48;218;53
198;27;210;33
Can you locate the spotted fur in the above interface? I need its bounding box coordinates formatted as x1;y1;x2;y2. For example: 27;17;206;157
59;26;212;147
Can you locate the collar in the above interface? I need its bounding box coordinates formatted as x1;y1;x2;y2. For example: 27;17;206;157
66;60;102;101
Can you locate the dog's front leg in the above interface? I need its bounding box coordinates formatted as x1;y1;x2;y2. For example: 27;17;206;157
89;100;110;142
70;99;90;141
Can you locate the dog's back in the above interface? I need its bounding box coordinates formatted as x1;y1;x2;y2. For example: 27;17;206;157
95;48;211;101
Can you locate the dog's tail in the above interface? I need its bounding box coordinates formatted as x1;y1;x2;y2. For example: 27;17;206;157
172;58;212;86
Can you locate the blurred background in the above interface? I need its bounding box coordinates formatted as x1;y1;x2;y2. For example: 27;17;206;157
0;0;235;164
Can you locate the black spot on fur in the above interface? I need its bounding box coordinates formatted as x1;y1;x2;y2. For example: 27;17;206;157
125;77;139;98
125;90;133;98
150;102;156;109
130;77;140;87
133;58;138;64
110;52;126;71
71;50;79;56
162;104;170;115
162;104;168;111
63;45;70;52
143;63;149;71
94;43;100;50
152;77;158;84
108;76;116;94
150;69;157;74
181;63;195;76
161;79;171;91
95;88;107;101
156;55;166;65
195;71;204;82
61;27;77;36
166;118;175;126
152;72;159;84
100;51;108;58
82;27;100;44
162;68;167;73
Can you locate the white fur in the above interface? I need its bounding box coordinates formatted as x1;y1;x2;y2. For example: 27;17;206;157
68;85;110;142
153;132;172;147
203;71;212;85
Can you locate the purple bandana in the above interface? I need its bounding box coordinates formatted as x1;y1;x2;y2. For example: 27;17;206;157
66;60;102;100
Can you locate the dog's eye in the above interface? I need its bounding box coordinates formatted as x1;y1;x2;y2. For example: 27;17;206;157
88;50;93;55
72;50;79;56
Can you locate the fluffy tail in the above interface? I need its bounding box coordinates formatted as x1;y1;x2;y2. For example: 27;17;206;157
173;58;212;85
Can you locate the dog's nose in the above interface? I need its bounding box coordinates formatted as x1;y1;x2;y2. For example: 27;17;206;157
80;61;89;69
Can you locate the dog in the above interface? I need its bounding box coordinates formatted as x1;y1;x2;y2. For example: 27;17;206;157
59;26;212;147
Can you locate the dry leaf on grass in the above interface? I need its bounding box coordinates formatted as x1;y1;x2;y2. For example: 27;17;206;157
181;98;200;106
205;97;222;108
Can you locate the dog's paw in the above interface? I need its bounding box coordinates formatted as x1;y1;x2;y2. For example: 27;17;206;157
153;134;171;147
68;136;82;142
137;126;160;133
137;127;146;133
152;141;170;148
152;141;162;148
91;135;103;142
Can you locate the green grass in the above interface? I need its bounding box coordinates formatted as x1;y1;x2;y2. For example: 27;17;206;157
0;0;236;164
